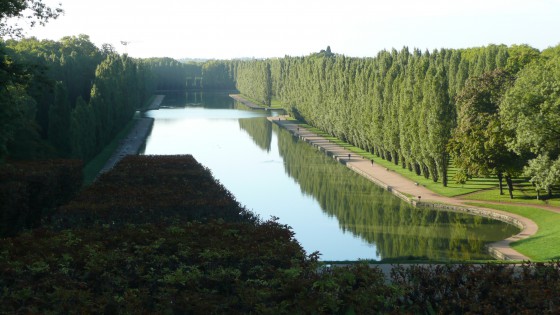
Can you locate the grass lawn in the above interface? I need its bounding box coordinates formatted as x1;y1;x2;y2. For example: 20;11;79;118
83;118;137;186
467;203;560;261
270;97;285;108
462;183;560;207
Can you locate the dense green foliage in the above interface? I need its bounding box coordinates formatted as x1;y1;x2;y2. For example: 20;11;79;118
0;159;82;237
202;60;236;90
142;58;237;91
0;35;154;162
235;60;272;105
202;44;559;197
143;57;199;91
448;69;520;197
501;47;560;198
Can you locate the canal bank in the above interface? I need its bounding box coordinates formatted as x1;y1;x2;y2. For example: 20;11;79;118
230;94;272;110
95;95;164;178
268;115;536;261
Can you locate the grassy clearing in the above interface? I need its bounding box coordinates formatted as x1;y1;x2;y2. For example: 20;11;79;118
83;118;137;186
467;202;560;261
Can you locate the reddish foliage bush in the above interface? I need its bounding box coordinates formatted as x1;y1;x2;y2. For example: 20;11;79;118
51;155;257;229
0;220;321;314
0;160;83;236
391;262;560;314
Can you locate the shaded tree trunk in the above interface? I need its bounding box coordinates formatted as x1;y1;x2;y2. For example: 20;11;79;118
505;175;514;199
421;163;430;179
497;172;504;195
429;159;439;183
414;162;421;176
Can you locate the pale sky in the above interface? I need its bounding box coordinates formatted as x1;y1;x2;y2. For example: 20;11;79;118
14;0;560;59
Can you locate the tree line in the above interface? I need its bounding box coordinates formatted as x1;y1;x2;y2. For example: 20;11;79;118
205;44;559;198
1;35;155;162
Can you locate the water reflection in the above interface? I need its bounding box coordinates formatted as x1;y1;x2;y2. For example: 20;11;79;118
274;124;519;260
239;117;273;152
142;92;520;261
160;91;235;109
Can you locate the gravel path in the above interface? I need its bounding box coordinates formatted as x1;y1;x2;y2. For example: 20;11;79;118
269;115;539;261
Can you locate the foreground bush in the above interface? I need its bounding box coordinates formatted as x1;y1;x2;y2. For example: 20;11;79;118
0;220;324;314
0;160;83;237
391;262;560;314
2;155;559;313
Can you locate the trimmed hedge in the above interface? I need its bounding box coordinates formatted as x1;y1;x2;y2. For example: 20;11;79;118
51;155;257;229
0;160;83;237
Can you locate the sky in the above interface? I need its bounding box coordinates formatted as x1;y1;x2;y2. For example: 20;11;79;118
13;0;560;60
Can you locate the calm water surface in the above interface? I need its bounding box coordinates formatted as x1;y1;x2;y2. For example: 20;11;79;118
141;92;519;261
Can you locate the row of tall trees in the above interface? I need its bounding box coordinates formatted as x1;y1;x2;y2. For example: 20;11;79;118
210;44;558;197
1;35;154;162
269;45;518;187
143;57;201;91
143;58;239;91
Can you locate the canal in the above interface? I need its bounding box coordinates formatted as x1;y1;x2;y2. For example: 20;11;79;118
141;92;519;261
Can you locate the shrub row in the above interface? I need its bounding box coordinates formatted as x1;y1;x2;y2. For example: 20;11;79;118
0;160;83;237
50;155;257;230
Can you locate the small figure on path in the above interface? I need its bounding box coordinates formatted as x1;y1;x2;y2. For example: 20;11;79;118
348;153;351;160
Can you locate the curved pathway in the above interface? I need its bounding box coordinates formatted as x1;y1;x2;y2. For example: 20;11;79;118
268;115;541;261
